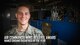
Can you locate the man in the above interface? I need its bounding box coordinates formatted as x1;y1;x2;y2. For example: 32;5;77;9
4;4;46;45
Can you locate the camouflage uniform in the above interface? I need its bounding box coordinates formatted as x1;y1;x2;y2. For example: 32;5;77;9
4;24;46;45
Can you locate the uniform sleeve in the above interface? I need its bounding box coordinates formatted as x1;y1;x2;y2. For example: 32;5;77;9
36;30;47;45
31;26;47;45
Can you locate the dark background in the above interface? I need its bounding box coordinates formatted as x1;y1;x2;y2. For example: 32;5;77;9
0;0;80;45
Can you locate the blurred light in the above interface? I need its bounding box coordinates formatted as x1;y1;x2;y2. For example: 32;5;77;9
38;0;41;2
44;0;48;2
45;23;49;26
6;13;10;18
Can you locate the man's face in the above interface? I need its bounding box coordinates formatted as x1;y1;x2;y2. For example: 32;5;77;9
16;6;30;25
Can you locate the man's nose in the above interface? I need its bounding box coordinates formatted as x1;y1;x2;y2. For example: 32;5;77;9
22;14;25;18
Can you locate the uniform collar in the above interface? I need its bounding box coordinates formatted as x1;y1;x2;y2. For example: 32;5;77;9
14;24;33;35
25;24;32;35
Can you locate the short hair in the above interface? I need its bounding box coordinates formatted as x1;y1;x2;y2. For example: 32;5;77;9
16;3;31;13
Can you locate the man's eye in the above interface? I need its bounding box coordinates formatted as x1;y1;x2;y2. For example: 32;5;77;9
25;13;28;15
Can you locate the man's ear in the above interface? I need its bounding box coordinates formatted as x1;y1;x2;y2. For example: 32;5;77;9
15;13;17;18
